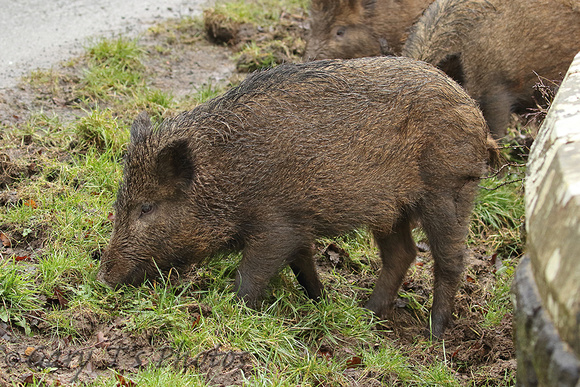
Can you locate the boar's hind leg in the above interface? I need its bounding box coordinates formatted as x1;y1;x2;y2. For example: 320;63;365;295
420;192;472;338
235;225;320;307
365;218;417;319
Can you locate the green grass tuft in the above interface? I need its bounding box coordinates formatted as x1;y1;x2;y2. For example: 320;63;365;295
471;172;525;258
210;0;307;26
81;37;146;99
0;258;42;335
74;108;129;154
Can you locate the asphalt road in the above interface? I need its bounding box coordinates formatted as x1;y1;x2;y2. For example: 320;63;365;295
0;0;210;90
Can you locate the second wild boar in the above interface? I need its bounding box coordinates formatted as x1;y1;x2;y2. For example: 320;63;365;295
304;0;434;60
403;0;580;138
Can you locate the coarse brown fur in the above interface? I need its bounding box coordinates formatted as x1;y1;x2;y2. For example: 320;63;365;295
304;0;433;60
98;56;496;338
403;0;580;138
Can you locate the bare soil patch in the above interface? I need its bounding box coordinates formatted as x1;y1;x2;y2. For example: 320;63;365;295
313;243;517;386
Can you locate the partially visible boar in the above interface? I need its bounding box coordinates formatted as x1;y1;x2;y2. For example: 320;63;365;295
403;0;580;138
304;0;433;60
98;57;497;338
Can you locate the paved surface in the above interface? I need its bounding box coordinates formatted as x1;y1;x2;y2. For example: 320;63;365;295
0;0;210;90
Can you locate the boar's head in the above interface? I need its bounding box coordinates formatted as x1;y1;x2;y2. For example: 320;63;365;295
98;112;224;287
304;0;384;60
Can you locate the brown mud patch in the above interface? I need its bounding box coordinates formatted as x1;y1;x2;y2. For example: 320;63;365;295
0;316;254;386
314;242;517;386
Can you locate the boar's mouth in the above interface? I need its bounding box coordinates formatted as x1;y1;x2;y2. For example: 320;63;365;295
97;254;156;288
98;250;198;288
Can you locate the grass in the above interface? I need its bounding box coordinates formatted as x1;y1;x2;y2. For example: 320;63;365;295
74;108;128;154
0;1;523;385
481;264;515;327
186;83;226;106
203;0;308;71
207;0;308;26
471;169;525;260
81;37;146;99
0;258;42;335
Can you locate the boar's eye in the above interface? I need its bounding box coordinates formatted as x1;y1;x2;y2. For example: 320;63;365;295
335;27;346;37
140;203;154;215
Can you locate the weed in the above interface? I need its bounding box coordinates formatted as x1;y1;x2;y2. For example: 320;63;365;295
481;263;516;327
93;367;207;386
130;89;174;121
236;42;282;72
208;0;304;27
20;112;72;147
148;17;205;46
471;173;525;259
204;0;307;70
183;83;226;109
123;277;197;335
24;69;68;97
86;37;144;71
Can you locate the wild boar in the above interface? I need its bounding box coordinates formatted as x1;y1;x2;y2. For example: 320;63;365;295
98;56;497;337
304;0;433;60
403;0;580;137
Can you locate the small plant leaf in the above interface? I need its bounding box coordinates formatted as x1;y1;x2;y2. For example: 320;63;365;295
53;287;69;308
115;373;137;387
317;344;333;361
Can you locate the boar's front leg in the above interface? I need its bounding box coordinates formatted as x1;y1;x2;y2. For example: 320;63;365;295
234;224;322;307
289;245;323;300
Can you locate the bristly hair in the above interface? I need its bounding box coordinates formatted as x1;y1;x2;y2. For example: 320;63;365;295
403;0;495;65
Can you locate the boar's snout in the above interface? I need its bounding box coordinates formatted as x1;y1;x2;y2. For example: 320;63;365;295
303;42;323;62
97;250;150;288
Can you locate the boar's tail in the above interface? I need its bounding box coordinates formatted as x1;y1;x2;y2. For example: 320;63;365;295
486;134;503;171
402;0;494;69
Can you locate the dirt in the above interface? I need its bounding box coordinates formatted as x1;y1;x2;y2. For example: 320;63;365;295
0;12;518;387
0;250;516;386
0;245;517;386
313;242;517;386
0;318;254;386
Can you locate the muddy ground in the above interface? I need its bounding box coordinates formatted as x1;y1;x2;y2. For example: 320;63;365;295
0;11;520;386
0;245;517;386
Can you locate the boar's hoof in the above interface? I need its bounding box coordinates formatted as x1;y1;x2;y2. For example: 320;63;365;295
425;313;452;340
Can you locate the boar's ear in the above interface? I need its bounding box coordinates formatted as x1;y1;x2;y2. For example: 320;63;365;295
130;111;152;144
361;0;377;11
312;0;334;12
156;140;195;187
